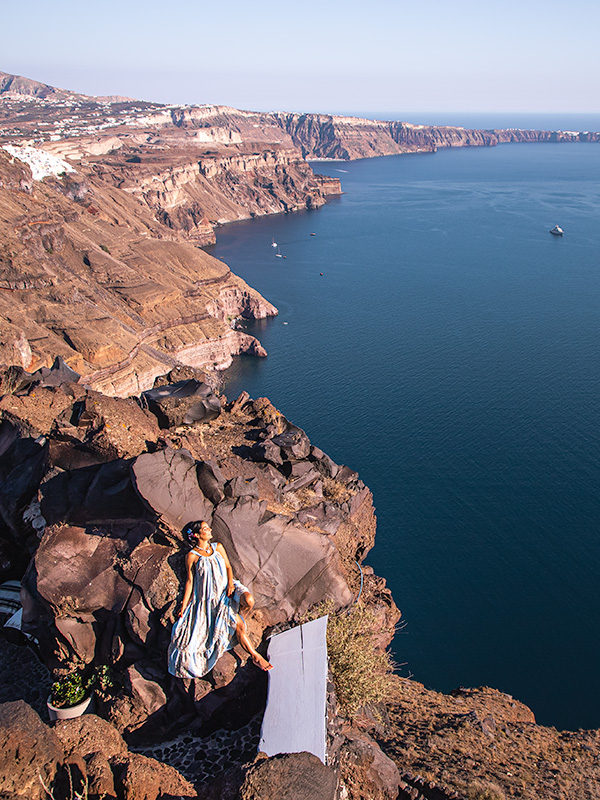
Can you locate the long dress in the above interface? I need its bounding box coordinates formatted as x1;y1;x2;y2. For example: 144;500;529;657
168;544;249;678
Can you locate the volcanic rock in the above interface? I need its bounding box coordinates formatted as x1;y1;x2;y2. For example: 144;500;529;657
141;379;221;428
212;496;353;624
132;447;214;530
338;729;400;800
41;459;152;526
239;752;337;800
0;700;64;800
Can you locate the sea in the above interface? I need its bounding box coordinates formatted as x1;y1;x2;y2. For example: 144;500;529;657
207;113;600;731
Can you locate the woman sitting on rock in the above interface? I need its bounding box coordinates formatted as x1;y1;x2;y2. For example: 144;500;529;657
168;520;272;677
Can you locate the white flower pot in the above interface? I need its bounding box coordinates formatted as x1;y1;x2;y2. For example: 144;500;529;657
47;692;93;721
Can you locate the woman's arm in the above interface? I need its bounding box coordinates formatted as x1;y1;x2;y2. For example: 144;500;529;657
216;543;235;597
178;551;198;617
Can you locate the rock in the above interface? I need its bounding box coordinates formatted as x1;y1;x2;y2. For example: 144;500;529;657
271;425;311;460
54;714;128;760
85;752;117;800
0;385;75;437
41;459;152;526
0;434;47;549
240;752;337;800
51;391;159;460
296;503;344;536
141;379;221;428
0;700;65;800
212;497;352;624
335;465;359;485
339;730;401;800
197;459;226;505
115;751;196;800
251;438;283;466
249;398;287;433
212;651;238;689
285;460;314;478
283;468;320;494
132;447;213;530
21;522;156;663
224;476;259;499
29;356;81;388
229;390;250;413
126;664;167;717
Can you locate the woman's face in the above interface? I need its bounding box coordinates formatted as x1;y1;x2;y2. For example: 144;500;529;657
198;522;212;542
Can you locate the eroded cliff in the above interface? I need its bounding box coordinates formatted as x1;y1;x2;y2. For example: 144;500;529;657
0;149;280;395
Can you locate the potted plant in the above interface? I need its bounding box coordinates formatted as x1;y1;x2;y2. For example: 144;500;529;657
47;671;94;721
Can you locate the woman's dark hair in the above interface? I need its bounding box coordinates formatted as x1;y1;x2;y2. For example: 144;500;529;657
182;520;205;546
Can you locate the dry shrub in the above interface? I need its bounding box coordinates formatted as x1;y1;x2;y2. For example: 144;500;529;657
463;780;506;800
322;476;353;505
302;600;395;716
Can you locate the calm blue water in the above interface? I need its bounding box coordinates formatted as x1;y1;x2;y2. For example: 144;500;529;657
208;140;600;731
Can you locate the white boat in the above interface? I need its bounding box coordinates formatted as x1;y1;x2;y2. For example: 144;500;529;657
271;237;278;248
549;225;564;236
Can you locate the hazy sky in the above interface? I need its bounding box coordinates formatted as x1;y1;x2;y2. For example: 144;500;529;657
2;0;599;114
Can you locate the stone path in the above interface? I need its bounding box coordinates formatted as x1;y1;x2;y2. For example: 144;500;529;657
0;634;52;720
136;714;262;784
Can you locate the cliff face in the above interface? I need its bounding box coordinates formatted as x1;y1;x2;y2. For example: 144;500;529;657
270;112;600;160
0;149;277;395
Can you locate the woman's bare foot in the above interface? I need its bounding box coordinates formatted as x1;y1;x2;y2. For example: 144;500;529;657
252;653;273;671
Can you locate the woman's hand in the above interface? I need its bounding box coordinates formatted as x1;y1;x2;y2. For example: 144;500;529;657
177;604;187;618
227;580;235;597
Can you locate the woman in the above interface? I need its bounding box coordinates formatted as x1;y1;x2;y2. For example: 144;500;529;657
168;520;272;678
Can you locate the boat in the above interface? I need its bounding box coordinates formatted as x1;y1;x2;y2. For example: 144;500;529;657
549;225;564;236
310;232;316;236
271;237;278;248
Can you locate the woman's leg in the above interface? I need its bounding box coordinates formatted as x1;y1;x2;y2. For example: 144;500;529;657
235;614;273;671
239;590;255;614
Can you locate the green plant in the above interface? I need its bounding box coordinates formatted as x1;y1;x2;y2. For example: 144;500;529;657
99;244;110;253
50;672;91;709
301;600;396;716
92;664;115;701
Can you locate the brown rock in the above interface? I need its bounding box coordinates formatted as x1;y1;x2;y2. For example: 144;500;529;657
54;714;127;760
116;751;196;800
0;700;64;800
142;379;221;428
240;752;337;800
132;447;214;530
84;752;117;800
126;664;167;717
212;496;353;624
212;651;238;689
339;730;400;800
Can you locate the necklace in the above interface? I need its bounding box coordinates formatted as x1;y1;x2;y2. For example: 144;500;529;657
196;543;211;554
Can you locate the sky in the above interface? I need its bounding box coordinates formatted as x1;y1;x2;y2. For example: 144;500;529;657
2;0;599;114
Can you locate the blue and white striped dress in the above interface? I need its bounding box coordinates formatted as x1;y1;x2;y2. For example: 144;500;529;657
168;544;248;678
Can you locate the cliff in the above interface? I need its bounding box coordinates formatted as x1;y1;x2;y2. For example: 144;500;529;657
0;148;278;394
271;112;600;160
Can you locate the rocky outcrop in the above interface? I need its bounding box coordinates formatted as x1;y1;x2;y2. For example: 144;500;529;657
0;365;396;747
